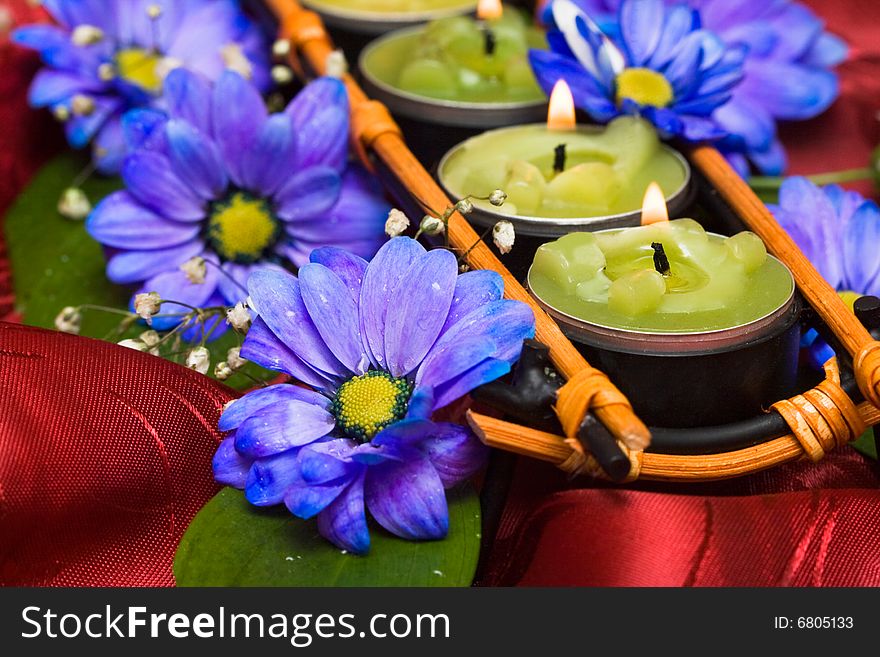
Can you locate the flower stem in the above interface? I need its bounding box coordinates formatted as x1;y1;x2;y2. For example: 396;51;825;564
749;167;874;191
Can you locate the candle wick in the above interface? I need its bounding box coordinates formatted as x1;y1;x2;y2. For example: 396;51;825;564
483;25;496;56
651;242;671;275
553;143;567;173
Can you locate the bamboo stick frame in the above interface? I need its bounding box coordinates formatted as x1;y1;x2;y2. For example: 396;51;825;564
265;0;880;481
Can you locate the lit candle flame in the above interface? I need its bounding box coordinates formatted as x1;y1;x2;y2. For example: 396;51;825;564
477;0;503;20
547;79;576;132
640;182;669;225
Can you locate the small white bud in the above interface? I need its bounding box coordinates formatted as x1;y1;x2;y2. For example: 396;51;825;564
146;4;162;19
70;94;95;116
492;220;515;255
272;38;291;58
214;361;233;380
55;306;81;334
57;187;91;220
384;208;410;237
186;346;210;375
134;291;162;324
419;215;445;236
139;330;161;355
180;256;206;285
97;63;115;81
489;189;507;207
52;105;71;121
227;346;247;370
226;302;251;333
455;198;474;215
155;56;182;81
325;49;348;79
245;295;257;312
221;43;253;80
117;338;148;352
71;24;104;46
271;65;293;85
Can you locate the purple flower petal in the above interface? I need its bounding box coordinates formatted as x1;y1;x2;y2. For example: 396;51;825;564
416;335;502;392
317;473;370;554
286;78;349;171
843;201;880;294
421;422;487;487
383;248;458;377
87;191;200;249
285;476;350;520
106;240;203;284
165;119;228;200
748;137;787;176
92;118;126;175
240;114;298;197
219;383;330;431
245;449;302;506
529;49;619;122
648;5;698;69
299;440;358;484
433;358;512;410
405;386;434;420
274;167;342;223
28;69;106;107
212;437;251;488
234;401;336;458
285;77;348;133
65;97;119;149
240;317;334;390
299;263;368;374
162;68;213;136
619;0;663;66
121;108;168;152
247;269;349;378
122;150;205;221
439;270;504;336
212;71;268;186
713;99;774;151
365;450;448;541
739;61;838;121
359;237;426;370
802;32;848;69
779;177;843;287
678;114;728;141
309;247;368;303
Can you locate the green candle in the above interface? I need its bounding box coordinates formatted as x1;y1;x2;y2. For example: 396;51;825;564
439;116;688;219
359;6;547;103
305;0;476;15
528;219;795;333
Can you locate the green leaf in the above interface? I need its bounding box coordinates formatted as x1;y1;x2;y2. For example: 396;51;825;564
852;427;877;460
4;153;272;390
174;486;482;587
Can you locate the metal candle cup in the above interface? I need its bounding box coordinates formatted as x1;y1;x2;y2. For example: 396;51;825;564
527;227;800;429
302;0;477;35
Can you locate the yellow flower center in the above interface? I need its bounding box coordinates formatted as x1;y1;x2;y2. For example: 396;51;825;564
206;192;280;263
615;68;674;108
115;48;163;93
332;371;412;443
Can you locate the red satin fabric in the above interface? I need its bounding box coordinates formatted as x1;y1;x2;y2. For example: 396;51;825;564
0;323;230;586
1;0;880;587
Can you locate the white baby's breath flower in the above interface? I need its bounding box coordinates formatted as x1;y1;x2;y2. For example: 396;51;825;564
180;256;206;284
97;62;115;81
272;38;291;58
227;347;247;370
214;361;233;380
385;208;410;237
454;198;474;215
326;49;348;78
271;65;294;85
489;189;507;207
54;306;81;334
155;56;183;81
57;187;91;220
139;330;161;355
134;291;162;324
117;338;148;352
221;43;253;79
492;220;515;255
226;302;251;333
52;105;71;122
71;24;103;46
146;4;162;19
419;215;445;236
71;94;95;116
186;346;210;375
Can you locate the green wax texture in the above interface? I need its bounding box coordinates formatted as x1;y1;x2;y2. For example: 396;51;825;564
361;9;547;103
306;0;476;15
529;220;795;333
440;116;687;218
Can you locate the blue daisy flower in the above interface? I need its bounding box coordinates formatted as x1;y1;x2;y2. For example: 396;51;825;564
86;69;390;337
213;237;536;553
770;177;880;367
562;0;847;174
530;0;745;142
13;0;270;173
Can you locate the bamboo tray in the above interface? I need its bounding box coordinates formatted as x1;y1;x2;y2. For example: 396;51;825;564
263;0;880;482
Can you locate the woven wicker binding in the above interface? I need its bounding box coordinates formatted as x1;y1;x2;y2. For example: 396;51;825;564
265;0;879;481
